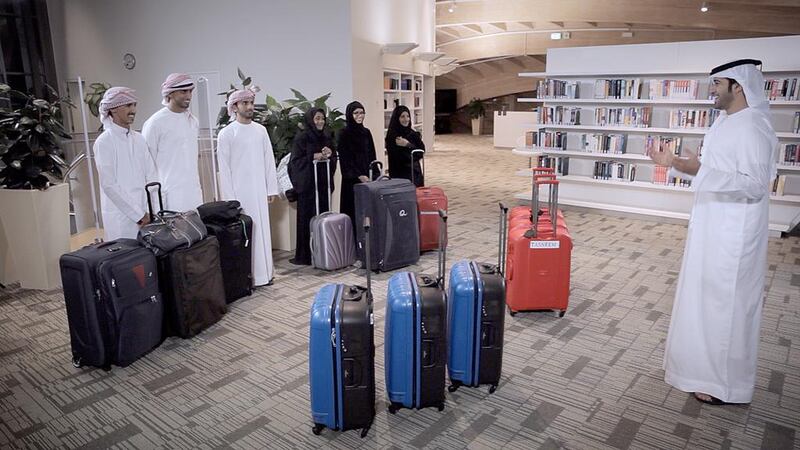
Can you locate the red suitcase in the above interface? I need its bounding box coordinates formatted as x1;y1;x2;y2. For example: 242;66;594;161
411;149;448;252
505;179;572;317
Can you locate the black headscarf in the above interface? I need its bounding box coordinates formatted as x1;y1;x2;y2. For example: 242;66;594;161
345;101;367;136
304;107;327;139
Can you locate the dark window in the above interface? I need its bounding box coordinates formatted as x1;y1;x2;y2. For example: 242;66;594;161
0;0;57;103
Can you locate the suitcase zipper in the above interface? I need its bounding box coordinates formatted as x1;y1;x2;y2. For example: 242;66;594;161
469;262;481;385
409;273;418;408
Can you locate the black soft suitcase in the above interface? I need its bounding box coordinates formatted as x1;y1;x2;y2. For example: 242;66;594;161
60;239;163;370
354;161;419;272
203;214;254;303
158;236;227;338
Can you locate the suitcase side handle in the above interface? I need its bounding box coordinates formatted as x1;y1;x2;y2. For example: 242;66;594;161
144;182;164;221
363;216;372;301
410;149;425;185
437;209;447;288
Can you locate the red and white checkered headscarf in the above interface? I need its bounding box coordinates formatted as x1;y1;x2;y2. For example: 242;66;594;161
227;89;256;116
99;86;137;128
160;73;194;106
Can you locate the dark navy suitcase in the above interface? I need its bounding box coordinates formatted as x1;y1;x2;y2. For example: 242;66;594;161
354;161;419;272
385;211;447;414
447;204;508;393
59;239;163;370
202;213;254;303
309;217;375;438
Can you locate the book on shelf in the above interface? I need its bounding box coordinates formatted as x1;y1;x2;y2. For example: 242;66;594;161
793;111;799;134
581;133;627;154
402;79;413;90
772;175;788;196
414;96;421;108
384;77;400;90
668;108;720;129
593;161;637;182
535;106;581;125
649;79;699;100
536;79;580;99
764;78;799;101
645;135;683;156
781;143;799;165
414;79;422;91
536;155;570;175
525;130;568;149
593;79;641;99
595;107;651;127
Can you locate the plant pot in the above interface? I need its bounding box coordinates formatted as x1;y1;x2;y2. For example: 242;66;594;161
471;117;483;136
269;198;297;251
0;183;71;290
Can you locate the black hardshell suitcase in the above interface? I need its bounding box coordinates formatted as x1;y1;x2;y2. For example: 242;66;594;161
203;214;254;303
158;236;227;338
309;217;376;438
353;161;419;272
59;239;163;370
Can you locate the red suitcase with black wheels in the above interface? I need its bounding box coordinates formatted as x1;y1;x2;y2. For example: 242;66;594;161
411;149;448;253
505;179;572;317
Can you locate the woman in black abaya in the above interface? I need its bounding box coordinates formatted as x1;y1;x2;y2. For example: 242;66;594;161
337;101;377;233
288;108;337;265
385;105;425;187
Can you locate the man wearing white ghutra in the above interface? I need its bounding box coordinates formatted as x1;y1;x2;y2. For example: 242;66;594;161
648;59;778;406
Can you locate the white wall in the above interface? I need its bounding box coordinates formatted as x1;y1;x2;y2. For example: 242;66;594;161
350;0;436;157
48;0;354;129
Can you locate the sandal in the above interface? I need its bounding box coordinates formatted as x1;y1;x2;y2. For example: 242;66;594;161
693;393;730;405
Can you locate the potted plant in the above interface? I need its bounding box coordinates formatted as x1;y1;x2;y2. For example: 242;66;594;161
215;69;346;251
0;84;73;290
467;97;486;136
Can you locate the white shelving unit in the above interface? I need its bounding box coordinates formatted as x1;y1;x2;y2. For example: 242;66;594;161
383;70;424;135
511;37;800;234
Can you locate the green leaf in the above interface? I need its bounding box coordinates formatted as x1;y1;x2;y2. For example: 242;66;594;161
290;89;308;103
237;67;245;81
243;77;251;87
0;84;10;93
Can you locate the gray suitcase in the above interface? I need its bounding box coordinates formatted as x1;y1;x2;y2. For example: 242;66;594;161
310;159;357;271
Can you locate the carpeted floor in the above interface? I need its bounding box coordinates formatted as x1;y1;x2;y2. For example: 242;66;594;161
1;134;798;449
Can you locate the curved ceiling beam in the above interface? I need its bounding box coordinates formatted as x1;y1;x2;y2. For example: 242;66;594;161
436;27;719;47
435;0;800;35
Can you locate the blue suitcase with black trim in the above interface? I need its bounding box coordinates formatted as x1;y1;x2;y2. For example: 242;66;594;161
447;204;508;393
385;211;447;414
309;218;375;438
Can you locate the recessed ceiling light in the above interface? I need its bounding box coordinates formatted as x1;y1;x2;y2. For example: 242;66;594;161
700;2;709;12
448;1;455;13
550;32;562;40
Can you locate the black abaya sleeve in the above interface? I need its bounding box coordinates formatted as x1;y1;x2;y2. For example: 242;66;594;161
337;130;359;180
289;133;314;194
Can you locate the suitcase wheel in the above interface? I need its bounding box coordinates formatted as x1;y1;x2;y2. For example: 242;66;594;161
507;306;517;317
557;310;566;318
388;403;400;414
448;383;461;393
360;424;371;438
437;402;445;412
312;424;324;436
489;384;498;394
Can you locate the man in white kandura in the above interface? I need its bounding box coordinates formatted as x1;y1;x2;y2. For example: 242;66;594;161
141;73;203;212
217;89;280;286
649;59;778;406
93;87;158;241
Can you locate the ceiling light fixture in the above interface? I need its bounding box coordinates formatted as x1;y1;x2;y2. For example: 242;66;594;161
550;32;562;40
448;1;455;13
700;2;709;12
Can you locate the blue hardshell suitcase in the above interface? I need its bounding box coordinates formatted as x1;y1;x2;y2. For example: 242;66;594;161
385;211;447;414
447;204;508;393
309;218;375;438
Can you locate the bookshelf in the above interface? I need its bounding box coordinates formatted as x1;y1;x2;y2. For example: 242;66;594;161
511;36;800;235
383;70;424;135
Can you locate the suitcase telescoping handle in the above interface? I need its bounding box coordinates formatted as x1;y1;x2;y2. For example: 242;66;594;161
312;159;332;217
144;182;164;220
369;160;383;181
409;149;425;185
437;209;447;288
363;216;372;301
532;179;559;238
532;172;557;214
497;202;509;275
